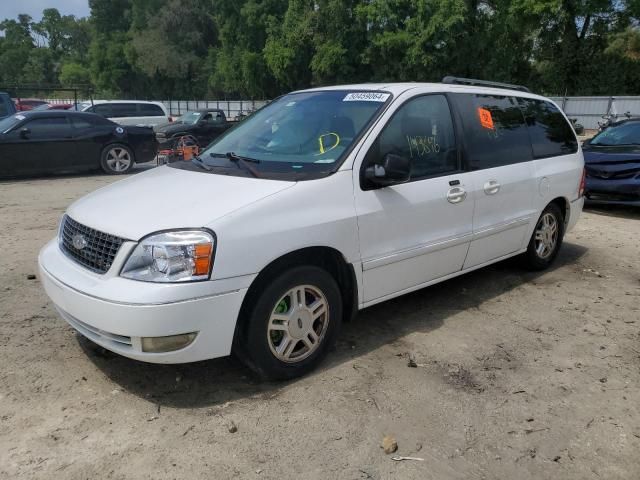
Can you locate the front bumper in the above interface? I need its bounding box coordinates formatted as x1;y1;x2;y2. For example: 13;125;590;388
585;177;640;206
38;239;251;364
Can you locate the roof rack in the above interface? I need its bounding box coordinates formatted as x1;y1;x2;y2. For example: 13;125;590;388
441;76;531;93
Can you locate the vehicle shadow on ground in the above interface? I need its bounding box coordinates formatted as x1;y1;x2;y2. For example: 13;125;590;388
584;204;640;220
78;242;588;409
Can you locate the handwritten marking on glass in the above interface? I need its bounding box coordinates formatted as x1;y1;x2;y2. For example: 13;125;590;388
406;135;440;157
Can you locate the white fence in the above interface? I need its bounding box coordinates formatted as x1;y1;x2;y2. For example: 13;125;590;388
550;96;640;130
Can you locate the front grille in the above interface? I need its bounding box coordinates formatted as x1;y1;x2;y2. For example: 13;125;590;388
60;215;125;274
586;167;640;180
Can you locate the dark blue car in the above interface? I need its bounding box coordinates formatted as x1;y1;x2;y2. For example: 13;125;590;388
583;120;640;206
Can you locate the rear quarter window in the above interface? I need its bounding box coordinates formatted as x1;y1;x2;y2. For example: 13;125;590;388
451;93;532;170
518;98;578;158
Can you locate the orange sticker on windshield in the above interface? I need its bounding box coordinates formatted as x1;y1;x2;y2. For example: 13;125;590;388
478;107;494;129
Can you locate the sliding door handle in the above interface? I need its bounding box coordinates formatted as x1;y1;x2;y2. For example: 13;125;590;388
483;180;501;195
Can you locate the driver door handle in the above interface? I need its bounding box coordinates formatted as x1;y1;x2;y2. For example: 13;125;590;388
483;179;501;195
447;186;467;204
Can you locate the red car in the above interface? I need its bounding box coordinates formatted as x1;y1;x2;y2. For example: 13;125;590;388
31;103;74;111
14;98;49;111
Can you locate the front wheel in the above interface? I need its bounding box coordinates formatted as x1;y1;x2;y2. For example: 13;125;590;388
237;266;342;380
522;203;565;270
100;144;134;174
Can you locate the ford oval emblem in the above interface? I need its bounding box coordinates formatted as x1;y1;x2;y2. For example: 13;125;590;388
72;234;88;250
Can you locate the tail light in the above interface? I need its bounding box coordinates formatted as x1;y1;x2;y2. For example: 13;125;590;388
578;168;586;197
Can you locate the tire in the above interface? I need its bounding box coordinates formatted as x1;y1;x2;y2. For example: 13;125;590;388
522;203;565;271
236;265;342;381
100;144;134;174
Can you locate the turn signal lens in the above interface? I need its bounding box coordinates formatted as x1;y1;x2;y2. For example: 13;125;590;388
194;244;212;275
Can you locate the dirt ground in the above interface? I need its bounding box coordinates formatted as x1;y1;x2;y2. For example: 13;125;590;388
0;169;639;480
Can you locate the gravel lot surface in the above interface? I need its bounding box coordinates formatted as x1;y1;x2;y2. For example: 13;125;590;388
1;169;639;480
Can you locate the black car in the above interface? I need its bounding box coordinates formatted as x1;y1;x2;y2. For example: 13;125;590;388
583;119;640;206
0;111;157;178
154;109;233;148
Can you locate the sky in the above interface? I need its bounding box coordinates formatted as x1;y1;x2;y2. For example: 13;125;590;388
0;0;90;22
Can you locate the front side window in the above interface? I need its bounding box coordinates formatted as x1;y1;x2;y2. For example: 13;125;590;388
452;94;532;169
185;90;390;179
21;117;71;139
590;121;640;146
92;104;112;117
363;94;458;181
519;99;578;157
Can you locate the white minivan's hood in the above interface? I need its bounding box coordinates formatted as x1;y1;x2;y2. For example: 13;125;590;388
67;166;294;240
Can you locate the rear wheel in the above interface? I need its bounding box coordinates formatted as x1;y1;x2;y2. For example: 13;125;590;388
100;144;134;174
522;203;565;270
237;266;342;380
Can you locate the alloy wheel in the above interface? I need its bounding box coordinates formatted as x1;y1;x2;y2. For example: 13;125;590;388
105;147;132;172
534;212;559;259
267;285;329;363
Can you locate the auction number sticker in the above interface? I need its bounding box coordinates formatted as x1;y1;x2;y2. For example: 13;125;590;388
478;107;494;129
343;92;390;102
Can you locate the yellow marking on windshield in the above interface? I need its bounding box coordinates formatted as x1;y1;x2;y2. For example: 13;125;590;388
318;133;340;154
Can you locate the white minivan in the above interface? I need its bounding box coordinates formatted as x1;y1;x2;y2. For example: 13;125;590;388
79;100;170;127
39;78;585;380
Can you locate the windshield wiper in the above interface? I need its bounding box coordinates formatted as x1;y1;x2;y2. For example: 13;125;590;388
209;152;262;178
191;155;213;171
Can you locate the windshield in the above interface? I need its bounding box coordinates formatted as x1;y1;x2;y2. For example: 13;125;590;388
0;114;24;133
175;111;202;125
591;121;640;146
192;90;390;178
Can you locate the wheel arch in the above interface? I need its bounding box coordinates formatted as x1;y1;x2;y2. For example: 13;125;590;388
549;196;570;226
234;246;358;346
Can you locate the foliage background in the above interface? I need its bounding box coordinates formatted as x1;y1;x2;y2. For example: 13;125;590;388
1;0;640;98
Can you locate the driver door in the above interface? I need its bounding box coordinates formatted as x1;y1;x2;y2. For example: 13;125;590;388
9;116;77;175
353;92;475;304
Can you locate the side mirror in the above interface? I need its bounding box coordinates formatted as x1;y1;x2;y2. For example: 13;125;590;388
20;127;31;139
364;153;411;187
197;120;207;126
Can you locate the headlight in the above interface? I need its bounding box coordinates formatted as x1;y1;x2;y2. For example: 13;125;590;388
121;230;214;283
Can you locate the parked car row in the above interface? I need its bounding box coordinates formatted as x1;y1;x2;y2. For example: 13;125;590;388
0;110;157;178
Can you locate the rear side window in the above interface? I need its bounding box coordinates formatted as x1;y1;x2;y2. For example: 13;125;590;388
518;99;578;157
139;103;165;116
452;94;532;169
111;103;138;118
70;116;93;129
